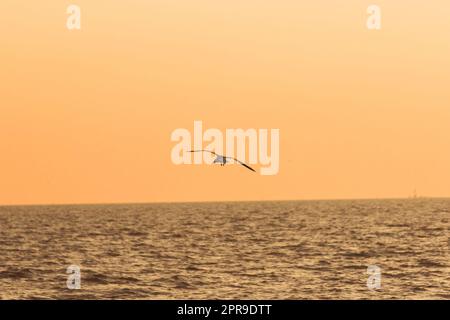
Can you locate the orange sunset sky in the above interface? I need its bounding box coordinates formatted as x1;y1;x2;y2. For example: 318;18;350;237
1;1;449;205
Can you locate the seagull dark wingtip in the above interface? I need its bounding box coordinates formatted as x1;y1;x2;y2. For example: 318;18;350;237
241;163;256;172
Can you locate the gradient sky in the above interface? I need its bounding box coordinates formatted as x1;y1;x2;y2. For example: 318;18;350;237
1;1;449;205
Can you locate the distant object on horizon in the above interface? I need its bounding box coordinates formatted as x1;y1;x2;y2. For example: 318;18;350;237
188;150;256;172
409;189;427;199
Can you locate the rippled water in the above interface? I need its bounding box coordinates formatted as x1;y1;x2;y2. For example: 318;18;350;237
0;199;449;299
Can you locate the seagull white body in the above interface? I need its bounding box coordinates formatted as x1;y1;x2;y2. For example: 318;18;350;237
213;155;227;165
188;150;256;172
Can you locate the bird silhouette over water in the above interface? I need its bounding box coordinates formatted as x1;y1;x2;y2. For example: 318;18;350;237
188;150;256;172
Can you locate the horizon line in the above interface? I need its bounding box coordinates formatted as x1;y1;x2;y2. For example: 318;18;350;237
0;195;448;208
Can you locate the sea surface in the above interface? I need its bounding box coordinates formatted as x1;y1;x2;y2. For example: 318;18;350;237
0;199;449;299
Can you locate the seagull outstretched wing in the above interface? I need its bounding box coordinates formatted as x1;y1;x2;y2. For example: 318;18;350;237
188;150;218;156
225;156;256;172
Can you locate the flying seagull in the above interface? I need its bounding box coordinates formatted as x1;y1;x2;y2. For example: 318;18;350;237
188;150;256;172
